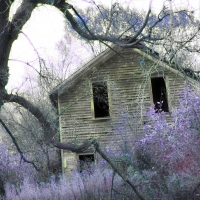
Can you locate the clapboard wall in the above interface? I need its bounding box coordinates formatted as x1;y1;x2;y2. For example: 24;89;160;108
57;48;190;175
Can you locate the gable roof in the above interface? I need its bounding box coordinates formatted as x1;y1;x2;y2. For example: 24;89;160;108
49;45;120;107
49;45;198;108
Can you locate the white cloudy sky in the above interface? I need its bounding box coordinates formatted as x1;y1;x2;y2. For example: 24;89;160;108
7;0;200;91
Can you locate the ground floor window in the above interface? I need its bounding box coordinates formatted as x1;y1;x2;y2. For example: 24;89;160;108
78;154;95;172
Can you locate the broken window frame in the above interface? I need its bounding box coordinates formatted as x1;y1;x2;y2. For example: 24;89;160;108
90;81;111;119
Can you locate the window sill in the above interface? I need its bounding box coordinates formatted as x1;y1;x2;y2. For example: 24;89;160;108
92;117;111;121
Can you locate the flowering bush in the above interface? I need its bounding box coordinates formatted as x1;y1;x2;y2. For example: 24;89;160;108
134;88;200;199
102;88;200;199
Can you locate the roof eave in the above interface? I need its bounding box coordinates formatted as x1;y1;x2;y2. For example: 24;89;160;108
49;45;121;100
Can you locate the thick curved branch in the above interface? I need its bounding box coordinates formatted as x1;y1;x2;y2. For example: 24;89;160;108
64;9;113;42
53;138;93;153
24;0;169;49
25;1;123;55
10;1;37;40
29;0;143;47
4;93;54;142
29;0;102;41
4;93;93;153
68;7;124;57
0;118;38;171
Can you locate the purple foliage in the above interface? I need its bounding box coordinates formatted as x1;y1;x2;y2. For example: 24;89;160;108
138;88;200;174
134;87;200;198
5;168;123;200
102;87;200;199
0;143;37;185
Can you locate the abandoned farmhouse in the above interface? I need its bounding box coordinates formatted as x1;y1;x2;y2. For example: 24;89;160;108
50;46;199;175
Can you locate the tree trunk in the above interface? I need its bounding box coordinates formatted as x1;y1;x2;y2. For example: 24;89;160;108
0;1;36;108
0;2;10;108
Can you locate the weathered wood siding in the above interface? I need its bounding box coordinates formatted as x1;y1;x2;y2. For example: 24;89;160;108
58;48;189;175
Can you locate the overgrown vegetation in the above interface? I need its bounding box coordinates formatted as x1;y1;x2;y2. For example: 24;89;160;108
1;0;200;199
1;87;200;200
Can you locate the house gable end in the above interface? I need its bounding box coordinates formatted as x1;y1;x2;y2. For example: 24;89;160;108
56;46;200;176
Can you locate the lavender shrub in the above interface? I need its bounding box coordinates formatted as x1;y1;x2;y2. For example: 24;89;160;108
0;143;38;184
135;88;200;199
5;168;124;200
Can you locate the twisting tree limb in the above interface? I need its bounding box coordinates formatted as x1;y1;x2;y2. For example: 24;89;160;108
17;0;194;51
4;93;94;153
9;1;37;40
0;118;38;171
4;93;55;142
25;0;149;48
70;6;124;58
53;138;94;153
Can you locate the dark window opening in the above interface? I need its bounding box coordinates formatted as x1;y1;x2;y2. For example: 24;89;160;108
92;82;109;118
79;154;94;172
151;77;169;112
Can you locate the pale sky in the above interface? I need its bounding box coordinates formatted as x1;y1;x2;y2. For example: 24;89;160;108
7;0;200;91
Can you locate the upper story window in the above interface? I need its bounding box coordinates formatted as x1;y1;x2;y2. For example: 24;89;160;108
151;77;169;112
92;82;110;118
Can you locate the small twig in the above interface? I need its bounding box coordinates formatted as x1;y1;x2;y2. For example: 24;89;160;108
9;58;46;78
71;6;124;58
20;31;45;73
